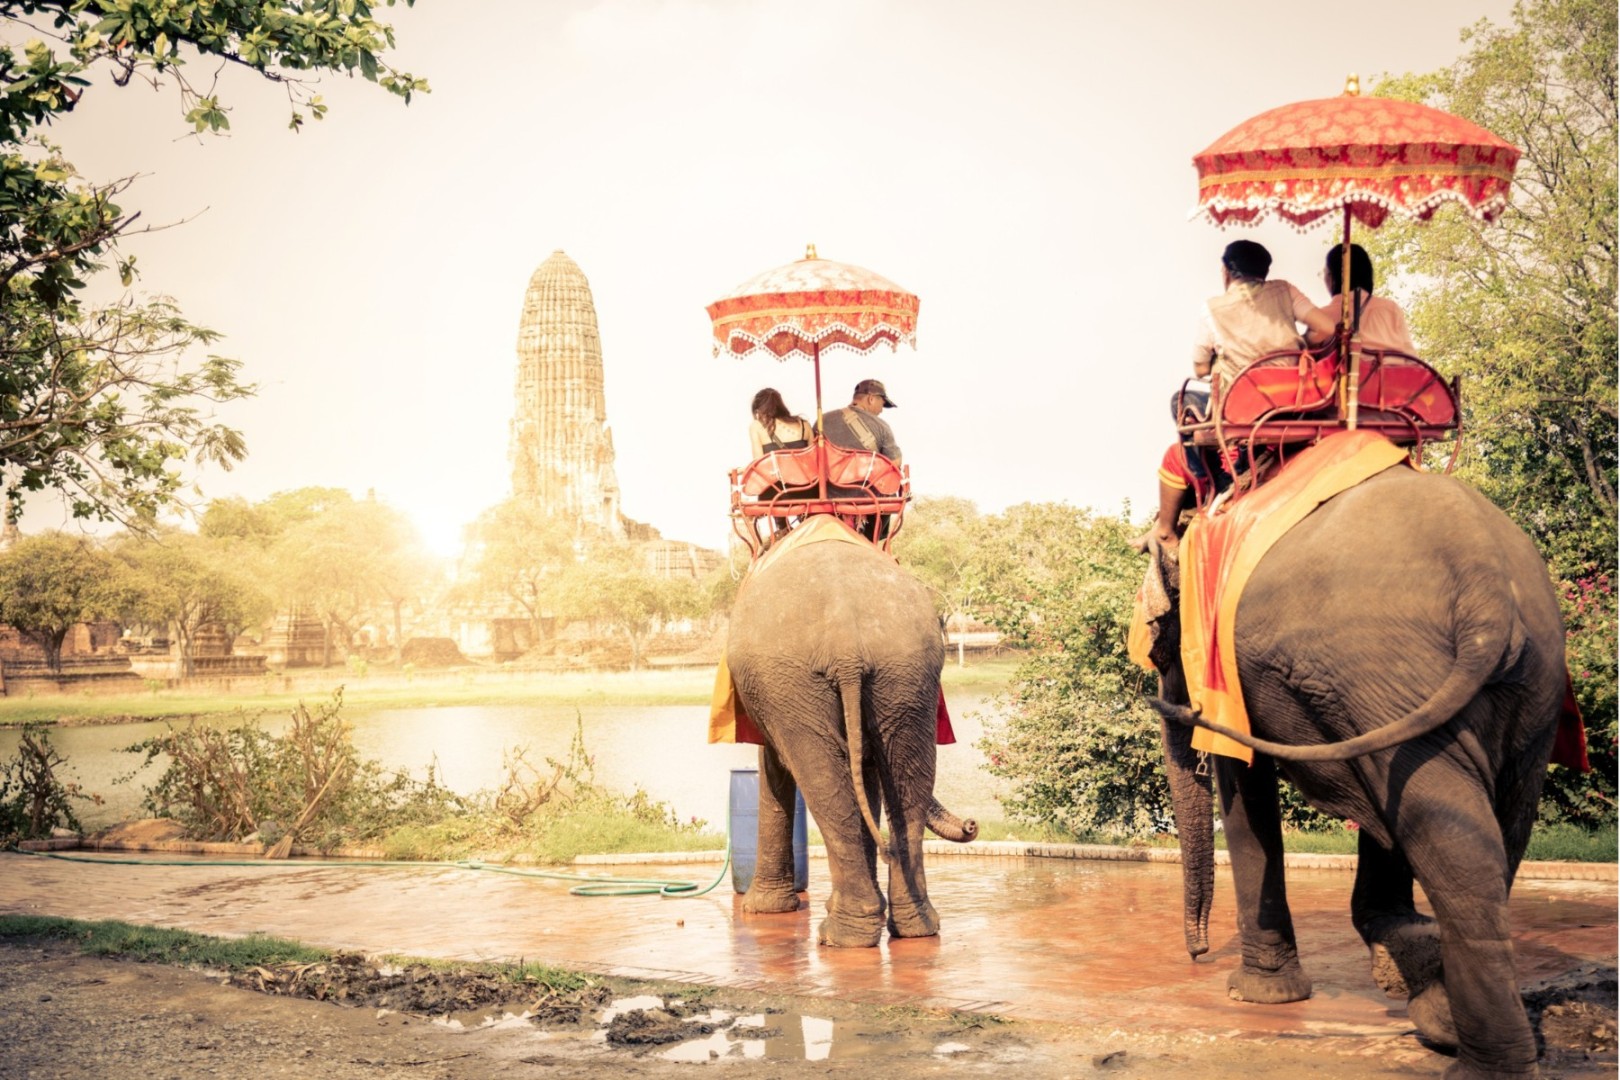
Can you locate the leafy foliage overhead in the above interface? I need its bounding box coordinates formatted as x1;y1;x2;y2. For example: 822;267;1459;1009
0;1;426;525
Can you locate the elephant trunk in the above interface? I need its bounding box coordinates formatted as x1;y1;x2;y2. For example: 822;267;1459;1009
1159;667;1211;965
1141;543;1214;958
925;797;978;843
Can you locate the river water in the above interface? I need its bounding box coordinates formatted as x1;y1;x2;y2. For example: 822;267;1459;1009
0;695;1008;833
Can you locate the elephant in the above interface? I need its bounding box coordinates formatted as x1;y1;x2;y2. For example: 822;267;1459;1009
726;528;978;947
1142;465;1569;1080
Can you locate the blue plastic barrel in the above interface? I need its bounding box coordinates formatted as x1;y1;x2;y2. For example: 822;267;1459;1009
728;767;809;894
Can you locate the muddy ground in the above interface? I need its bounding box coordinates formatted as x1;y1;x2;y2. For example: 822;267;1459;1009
0;940;1613;1080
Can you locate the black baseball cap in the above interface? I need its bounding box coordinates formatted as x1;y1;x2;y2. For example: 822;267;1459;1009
854;378;896;408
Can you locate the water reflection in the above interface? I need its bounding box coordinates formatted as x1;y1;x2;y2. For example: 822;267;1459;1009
0;696;1005;831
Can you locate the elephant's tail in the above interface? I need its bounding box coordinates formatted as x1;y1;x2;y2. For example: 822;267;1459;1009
838;668;890;864
1151;594;1514;763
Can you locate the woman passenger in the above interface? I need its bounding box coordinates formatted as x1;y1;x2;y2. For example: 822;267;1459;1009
1316;243;1417;354
748;388;811;459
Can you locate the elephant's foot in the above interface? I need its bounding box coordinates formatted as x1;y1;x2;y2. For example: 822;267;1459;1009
1441;1057;1539;1080
817;915;883;948
1227;960;1312;1004
1408;981;1459;1051
1364;914;1443;998
741;883;801;915
817;888;884;948
886;898;940;940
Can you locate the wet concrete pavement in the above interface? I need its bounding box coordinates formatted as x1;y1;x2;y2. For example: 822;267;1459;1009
2;848;1614;1046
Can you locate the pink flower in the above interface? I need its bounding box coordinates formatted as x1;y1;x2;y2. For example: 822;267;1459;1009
1344;820;1360;831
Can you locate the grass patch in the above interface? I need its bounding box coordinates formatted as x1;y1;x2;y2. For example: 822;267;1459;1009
0;915;326;968
0;914;598;995
939;656;1020;691
1527;823;1618;862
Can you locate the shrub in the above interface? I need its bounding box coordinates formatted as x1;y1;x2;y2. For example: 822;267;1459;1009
0;725;101;844
1540;568;1618;830
122;689;470;847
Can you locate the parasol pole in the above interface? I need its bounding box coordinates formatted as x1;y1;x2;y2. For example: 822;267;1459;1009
813;338;827;500
1341;75;1361;431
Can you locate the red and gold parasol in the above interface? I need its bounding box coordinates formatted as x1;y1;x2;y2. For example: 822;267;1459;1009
1192;76;1519;230
707;244;918;426
707;245;919;362
707;245;919;501
1191;76;1518;426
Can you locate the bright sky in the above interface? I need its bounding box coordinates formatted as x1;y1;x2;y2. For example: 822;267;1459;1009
18;0;1517;556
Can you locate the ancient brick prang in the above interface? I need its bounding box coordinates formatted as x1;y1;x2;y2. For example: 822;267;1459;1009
510;250;624;538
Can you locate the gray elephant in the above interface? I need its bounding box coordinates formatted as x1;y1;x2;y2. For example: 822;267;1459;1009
727;531;978;947
1143;465;1570;1080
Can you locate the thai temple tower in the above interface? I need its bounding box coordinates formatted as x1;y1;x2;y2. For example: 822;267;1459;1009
509;250;625;538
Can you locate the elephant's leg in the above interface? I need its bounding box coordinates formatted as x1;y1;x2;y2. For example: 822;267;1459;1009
1400;792;1537;1077
1353;832;1442;997
1216;754;1311;1003
1353;831;1453;1047
741;742;802;915
873;708;939;939
785;723;885;948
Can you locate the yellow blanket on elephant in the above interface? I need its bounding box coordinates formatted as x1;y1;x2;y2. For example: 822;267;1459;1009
1180;432;1411;764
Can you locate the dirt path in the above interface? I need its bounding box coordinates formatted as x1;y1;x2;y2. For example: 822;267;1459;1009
1;940;1614;1080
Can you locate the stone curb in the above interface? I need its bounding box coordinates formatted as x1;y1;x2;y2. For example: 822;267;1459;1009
17;837;1614;882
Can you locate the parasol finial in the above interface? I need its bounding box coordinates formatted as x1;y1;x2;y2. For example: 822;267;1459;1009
804;243;818;261
1343;73;1360;97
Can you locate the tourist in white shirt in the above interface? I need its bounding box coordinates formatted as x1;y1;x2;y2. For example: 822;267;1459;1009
1315;243;1418;354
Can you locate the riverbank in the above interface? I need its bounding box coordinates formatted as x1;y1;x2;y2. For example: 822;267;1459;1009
0;658;1022;727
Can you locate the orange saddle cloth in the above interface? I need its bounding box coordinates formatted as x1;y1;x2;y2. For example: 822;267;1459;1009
1174;430;1589;771
1179;431;1411;763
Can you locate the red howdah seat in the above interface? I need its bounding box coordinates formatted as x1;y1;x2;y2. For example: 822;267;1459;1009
737;445;905;502
1180;344;1460;450
731;444;911;554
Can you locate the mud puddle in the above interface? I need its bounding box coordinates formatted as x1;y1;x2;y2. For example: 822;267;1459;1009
595;994;1012;1064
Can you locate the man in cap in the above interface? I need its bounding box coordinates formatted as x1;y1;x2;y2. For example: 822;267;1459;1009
818;378;902;467
817;378;902;540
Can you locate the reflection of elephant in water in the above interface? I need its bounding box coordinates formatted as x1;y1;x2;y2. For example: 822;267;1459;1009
727;532;978;948
1145;467;1568;1079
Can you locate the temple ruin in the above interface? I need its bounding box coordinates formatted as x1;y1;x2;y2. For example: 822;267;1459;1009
510;250;626;538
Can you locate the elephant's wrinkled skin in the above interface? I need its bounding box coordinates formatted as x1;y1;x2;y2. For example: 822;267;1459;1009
1148;466;1567;1080
727;531;976;947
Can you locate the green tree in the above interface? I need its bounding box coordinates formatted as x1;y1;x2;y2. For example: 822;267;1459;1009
562;549;703;672
0;532;128;670
892;495;984;632
0;2;426;524
270;491;432;665
457;500;579;648
969;504;1174;836
1371;0;1617;826
115;530;271;675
